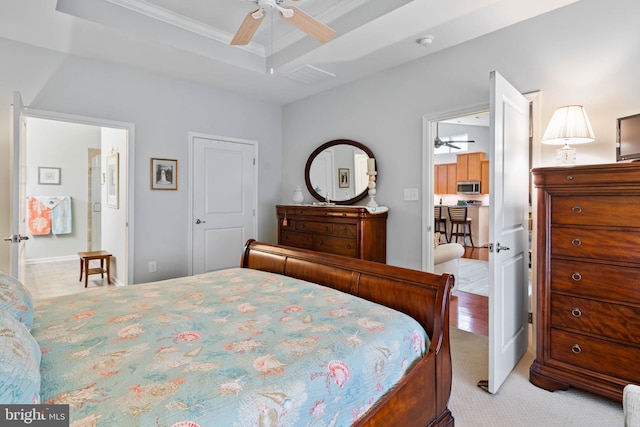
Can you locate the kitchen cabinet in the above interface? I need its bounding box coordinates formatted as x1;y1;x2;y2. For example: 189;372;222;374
434;162;457;194
456;152;485;182
529;163;640;401
276;205;387;263
481;159;490;194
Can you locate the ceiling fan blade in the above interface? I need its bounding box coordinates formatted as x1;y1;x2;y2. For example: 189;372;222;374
281;6;336;43
446;143;461;150
230;9;265;45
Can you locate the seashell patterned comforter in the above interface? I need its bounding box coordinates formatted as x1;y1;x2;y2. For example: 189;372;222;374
32;268;428;426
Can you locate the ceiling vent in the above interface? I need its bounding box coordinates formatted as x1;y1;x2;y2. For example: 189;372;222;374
284;65;336;85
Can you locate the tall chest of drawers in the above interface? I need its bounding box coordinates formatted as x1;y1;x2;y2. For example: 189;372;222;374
530;163;640;401
276;205;387;263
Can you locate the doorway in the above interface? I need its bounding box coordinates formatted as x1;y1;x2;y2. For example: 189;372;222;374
21;110;134;286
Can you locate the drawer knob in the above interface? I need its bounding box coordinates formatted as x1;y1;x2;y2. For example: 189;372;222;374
571;344;582;354
571;272;582;281
345;244;352;249
566;175;574;180
571;308;582;318
571;205;582;214
571;238;582;246
323;226;329;232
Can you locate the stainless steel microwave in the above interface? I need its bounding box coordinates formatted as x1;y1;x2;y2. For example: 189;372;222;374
456;181;481;195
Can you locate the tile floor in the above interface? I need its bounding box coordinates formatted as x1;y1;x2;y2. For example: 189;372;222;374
25;259;113;300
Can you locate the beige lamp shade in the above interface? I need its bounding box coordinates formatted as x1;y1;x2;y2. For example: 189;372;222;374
542;105;595;145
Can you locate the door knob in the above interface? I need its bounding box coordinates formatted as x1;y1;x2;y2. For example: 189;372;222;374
194;219;206;224
4;235;29;243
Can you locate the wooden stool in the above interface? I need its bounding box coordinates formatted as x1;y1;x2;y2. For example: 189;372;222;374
448;207;474;247
78;250;112;288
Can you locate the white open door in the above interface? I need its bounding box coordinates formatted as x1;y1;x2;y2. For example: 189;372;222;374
191;135;257;274
483;71;530;393
6;91;28;280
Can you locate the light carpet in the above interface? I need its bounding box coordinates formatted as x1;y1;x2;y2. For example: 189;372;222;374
449;327;623;426
457;258;489;296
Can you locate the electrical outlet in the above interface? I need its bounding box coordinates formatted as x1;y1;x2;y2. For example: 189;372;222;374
403;188;419;201
148;261;156;273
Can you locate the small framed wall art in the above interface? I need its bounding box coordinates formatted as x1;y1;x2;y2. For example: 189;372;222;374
338;168;350;188
151;158;178;190
38;167;61;185
107;153;119;208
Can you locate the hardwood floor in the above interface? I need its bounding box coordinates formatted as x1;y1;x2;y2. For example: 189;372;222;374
451;246;489;336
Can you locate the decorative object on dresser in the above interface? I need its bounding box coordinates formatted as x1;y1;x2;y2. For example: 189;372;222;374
277;204;387;263
530;163;640;401
541;105;595;165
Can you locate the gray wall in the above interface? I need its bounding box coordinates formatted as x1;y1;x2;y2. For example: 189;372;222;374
0;38;282;281
282;0;640;269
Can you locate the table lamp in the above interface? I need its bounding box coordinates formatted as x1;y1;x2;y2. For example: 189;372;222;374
542;105;595;165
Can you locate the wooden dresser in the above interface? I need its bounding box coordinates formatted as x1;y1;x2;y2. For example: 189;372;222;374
530;163;640;401
276;205;387;263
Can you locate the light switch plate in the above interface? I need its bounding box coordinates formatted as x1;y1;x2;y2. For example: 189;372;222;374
404;188;419;201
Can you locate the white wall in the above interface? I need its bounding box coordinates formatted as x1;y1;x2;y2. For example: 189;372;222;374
282;0;640;269
101;127;127;283
25;118;101;261
0;38;282;281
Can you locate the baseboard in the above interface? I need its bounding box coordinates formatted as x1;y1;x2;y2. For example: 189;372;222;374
26;255;78;264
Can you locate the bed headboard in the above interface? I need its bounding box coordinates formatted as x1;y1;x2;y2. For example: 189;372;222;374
241;240;453;343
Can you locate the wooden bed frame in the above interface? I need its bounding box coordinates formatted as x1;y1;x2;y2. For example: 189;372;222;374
241;240;455;427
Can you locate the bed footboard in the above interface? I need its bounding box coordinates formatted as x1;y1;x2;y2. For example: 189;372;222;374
241;240;454;427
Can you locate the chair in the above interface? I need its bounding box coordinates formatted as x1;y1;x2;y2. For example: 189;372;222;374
78;250;112;288
448;207;474;247
434;206;448;243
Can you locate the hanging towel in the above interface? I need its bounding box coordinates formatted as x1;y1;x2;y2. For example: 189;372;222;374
50;196;72;234
28;197;51;235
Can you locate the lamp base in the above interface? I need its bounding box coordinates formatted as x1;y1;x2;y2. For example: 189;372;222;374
556;143;577;165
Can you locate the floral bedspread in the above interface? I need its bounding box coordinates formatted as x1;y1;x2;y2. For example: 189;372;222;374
32;268;428;427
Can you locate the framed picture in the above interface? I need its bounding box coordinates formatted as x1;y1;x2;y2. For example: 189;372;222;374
151;158;178;190
338;168;350;188
107;153;119;209
38;167;61;185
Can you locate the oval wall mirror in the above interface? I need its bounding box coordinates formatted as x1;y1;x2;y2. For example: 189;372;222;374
304;139;375;205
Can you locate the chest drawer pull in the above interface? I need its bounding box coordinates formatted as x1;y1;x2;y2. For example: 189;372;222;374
571;238;582;246
566;175;574;180
323;225;330;232
571;344;582;354
571;272;582;282
571;308;582;318
571;205;582;214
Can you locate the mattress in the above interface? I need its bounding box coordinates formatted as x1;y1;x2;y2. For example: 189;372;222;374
32;267;428;426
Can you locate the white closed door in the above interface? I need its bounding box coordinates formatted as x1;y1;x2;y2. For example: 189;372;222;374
486;71;530;393
191;136;257;274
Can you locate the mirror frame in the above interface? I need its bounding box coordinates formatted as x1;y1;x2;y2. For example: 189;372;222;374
304;139;375;205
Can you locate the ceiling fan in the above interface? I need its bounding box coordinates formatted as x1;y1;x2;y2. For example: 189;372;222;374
230;0;336;46
434;123;475;150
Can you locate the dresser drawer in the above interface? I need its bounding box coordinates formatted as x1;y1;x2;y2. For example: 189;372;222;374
280;230;312;249
296;221;334;235
551;294;640;345
550;329;640;383
552;196;640;227
313;236;357;257
551;227;640;263
551;259;640;302
333;223;357;237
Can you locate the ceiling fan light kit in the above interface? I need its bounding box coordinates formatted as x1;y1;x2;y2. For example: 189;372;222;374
231;0;336;46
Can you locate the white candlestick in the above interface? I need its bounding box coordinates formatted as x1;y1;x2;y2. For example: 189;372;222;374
367;158;376;173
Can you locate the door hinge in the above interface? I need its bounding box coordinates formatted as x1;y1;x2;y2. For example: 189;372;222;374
528;312;533;324
253;158;256;166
